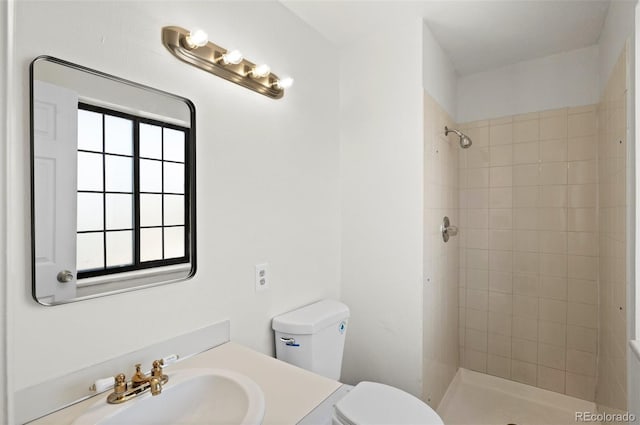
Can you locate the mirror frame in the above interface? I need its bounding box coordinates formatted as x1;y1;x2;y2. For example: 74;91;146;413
29;55;197;305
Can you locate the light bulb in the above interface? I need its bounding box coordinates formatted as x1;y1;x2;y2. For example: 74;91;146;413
185;29;208;48
222;49;243;65
252;64;271;78
276;76;294;89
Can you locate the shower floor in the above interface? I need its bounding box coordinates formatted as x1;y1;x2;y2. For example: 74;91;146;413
437;368;599;425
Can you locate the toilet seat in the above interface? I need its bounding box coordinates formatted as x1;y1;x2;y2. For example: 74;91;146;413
333;382;444;425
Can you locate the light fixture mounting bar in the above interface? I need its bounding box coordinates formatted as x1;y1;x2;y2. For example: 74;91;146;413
162;26;285;99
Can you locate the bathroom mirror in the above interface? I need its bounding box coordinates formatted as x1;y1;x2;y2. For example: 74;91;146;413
30;56;196;305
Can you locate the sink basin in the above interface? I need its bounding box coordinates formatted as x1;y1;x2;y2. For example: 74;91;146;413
72;368;265;425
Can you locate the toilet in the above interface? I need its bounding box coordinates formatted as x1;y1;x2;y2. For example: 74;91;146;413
272;300;444;425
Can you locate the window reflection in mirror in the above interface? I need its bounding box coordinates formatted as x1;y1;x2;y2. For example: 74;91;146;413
31;56;196;305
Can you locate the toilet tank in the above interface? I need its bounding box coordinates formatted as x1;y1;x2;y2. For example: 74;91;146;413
272;299;350;380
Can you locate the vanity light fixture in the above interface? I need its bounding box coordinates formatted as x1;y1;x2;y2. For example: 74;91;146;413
162;26;293;99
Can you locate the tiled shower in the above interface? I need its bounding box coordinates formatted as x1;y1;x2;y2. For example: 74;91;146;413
452;47;628;411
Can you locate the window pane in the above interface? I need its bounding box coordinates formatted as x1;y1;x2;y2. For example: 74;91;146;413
140;159;162;192
77;152;103;191
164;162;184;194
106;194;133;230
77;110;102;152
164;226;184;259
140;123;162;159
140;194;162;227
105;115;133;156
141;228;163;262
106;230;133;267
105;155;133;192
77;232;104;271
164;195;184;226
163;128;185;162
77;193;104;231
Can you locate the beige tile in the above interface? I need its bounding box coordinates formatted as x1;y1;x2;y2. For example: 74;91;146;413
490;123;513;145
538;208;567;231
489;271;513;293
488;333;511;357
538;343;566;369
539;321;567;346
513;273;539;297
489;187;512;208
489;209;512;229
567;232;597;256
466;167;490;188
513;230;538;252
567;302;597;328
464;188;489;209
565;372;595;401
464;349;487;373
568;184;596;208
513;186;539;207
465;126;489;147
568;255;597;280
467;208;489;229
540;115;567;140
540;276;568;301
539;253;567;277
468;147;491;168
490;145;513;166
539;163;567;185
488;291;512;315
489;230;512;251
566;325;597;353
513;119;539;143
568;160;597;184
466;288;488;311
513;164;540;186
514;208;538;230
466;308;488;332
568;136;597;161
540;139;568;163
568;208;596;232
514;111;540;122
489;312;512;336
512;338;538;362
487;354;511;379
566;349;596;376
513;318;538;343
538;366;565;393
513;295;539;318
540;107;568;118
513;252;539;274
490;116;513;126
465;328;488;352
511;359;537;386
467;249;489;270
466;228;489;249
464;119;490;129
490;166;513;187
513;142;539;165
539;231;567;254
568;111;596;138
568;104;596;115
539;186;567;208
568;279;597;305
539;298;567;323
467;268;489;290
489;250;512;271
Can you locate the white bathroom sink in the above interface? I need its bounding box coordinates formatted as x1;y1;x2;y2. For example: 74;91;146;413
71;368;265;425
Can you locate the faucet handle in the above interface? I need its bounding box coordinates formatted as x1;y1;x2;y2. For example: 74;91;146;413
114;373;127;395
151;359;164;377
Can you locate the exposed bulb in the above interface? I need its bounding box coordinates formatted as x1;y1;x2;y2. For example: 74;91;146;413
252;64;271;78
276;76;294;89
185;29;208;48
222;49;244;65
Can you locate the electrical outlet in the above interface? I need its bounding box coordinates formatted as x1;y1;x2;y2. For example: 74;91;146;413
255;263;269;292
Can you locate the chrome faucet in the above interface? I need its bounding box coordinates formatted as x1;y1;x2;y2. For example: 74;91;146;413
107;360;168;404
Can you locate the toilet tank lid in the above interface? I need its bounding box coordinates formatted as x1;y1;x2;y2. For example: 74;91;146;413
272;299;350;334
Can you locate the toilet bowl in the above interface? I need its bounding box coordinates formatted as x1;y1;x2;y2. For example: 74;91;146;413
272;300;444;425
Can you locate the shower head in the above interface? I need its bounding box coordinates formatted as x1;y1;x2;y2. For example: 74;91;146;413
444;126;473;149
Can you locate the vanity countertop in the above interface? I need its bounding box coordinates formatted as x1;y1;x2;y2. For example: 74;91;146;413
29;342;342;425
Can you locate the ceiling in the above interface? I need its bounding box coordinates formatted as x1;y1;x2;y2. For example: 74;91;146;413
281;0;612;76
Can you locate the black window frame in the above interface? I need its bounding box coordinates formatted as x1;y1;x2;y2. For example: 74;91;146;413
76;102;192;279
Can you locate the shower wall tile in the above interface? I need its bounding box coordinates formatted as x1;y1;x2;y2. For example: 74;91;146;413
458;104;598;401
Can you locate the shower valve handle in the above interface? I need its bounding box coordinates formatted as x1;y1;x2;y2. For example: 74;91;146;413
441;216;458;242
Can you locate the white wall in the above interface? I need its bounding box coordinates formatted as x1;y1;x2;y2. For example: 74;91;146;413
456;45;599;123
423;23;457;119
6;0;340;411
339;14;424;397
599;0;637;97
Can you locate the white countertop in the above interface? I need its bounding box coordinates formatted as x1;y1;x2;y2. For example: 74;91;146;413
29;342;342;425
